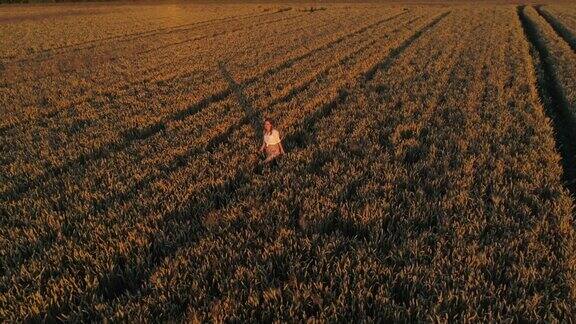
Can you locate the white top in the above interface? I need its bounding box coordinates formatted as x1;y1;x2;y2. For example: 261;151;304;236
264;129;281;146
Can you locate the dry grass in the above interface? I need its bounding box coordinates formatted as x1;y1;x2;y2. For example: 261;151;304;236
1;2;575;321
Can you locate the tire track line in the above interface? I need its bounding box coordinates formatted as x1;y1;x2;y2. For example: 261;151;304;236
94;10;451;305
1;10;343;133
0;10;414;275
535;5;576;52
518;5;576;196
136;12;308;56
0;10;410;203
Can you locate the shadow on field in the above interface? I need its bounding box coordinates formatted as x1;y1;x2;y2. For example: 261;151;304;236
218;61;262;138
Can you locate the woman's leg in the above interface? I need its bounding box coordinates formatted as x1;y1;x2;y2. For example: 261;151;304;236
263;153;278;163
264;145;280;163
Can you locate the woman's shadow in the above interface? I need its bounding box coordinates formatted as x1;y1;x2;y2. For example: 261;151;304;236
217;61;262;139
218;61;282;174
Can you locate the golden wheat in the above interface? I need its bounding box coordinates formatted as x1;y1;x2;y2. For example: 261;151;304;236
1;3;575;322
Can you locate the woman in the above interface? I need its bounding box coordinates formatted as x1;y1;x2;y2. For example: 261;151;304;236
259;118;285;164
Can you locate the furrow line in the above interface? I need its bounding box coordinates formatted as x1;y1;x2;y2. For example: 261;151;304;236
0;10;410;202
2;9;282;63
0;10;419;275
93;10;450;303
517;5;576;195
535;5;576;52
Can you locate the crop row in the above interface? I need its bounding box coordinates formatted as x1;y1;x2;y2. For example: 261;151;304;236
0;10;447;320
129;7;575;321
0;8;400;190
0;11;423;276
518;5;576;193
0;7;342;127
520;7;575;124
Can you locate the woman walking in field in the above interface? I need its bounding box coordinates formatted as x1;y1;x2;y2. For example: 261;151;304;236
259;118;285;164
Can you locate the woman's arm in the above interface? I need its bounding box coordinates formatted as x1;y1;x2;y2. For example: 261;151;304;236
278;131;285;154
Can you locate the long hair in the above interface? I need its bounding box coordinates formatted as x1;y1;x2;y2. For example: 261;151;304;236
264;118;275;134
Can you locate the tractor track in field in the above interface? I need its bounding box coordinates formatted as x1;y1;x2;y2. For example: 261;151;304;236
518;5;576;196
90;10;450;306
534;5;576;52
5;11;451;314
0;11;411;203
136;12;309;56
2;9;288;63
0;10;420;279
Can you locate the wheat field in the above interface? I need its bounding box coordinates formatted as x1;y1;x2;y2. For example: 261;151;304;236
1;2;576;321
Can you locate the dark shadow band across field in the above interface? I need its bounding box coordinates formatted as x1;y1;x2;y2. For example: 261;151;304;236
218;61;262;137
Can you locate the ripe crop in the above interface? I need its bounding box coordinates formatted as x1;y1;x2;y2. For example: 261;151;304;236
1;2;575;321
